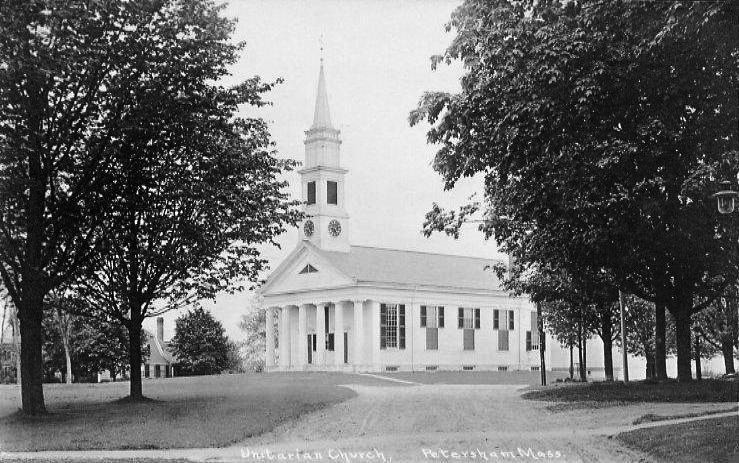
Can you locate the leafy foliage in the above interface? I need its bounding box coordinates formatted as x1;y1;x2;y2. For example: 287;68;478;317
413;0;738;381
66;0;302;399
239;297;278;373
170;308;231;376
693;284;739;373
0;0;302;404
42;307;147;383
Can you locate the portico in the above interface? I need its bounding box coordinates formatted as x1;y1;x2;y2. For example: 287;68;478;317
265;300;365;371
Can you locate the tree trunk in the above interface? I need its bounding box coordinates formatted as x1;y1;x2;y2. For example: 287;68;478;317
646;352;655;379
128;316;144;400
601;312;614;381
19;108;48;413
14;311;21;385
671;301;693;382
577;323;586;381
569;344;574;380
654;302;667;380
694;333;702;381
64;343;72;385
582;335;588;381
721;339;736;374
18;295;46;414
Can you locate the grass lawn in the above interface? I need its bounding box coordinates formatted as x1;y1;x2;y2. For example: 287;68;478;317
617;416;739;463
0;372;400;451
522;378;738;404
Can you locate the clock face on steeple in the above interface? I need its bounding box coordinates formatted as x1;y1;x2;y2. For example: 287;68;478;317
303;220;314;237
328;219;341;237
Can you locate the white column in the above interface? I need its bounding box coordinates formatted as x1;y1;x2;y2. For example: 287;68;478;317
353;299;364;370
316;303;326;366
335;302;345;368
298;304;308;370
407;302;414;372
279;307;291;369
265;307;276;369
369;300;381;371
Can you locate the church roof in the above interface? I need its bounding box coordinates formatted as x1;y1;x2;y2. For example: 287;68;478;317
316;244;505;292
311;62;333;130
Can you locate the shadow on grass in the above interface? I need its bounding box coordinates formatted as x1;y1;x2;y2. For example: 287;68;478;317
113;395;161;404
523;378;739;405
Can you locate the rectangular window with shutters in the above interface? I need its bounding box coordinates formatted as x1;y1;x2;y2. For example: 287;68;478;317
327;181;338;205
307;181;316;204
459;308;476;329
422;306;443;350
509;310;515;330
493;309;499;329
458;307;479;350
421;305;445;328
380;304;405;349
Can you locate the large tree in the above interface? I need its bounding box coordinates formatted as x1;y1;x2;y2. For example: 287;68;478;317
170;307;231;376
0;0;181;413
70;1;301;399
412;0;738;381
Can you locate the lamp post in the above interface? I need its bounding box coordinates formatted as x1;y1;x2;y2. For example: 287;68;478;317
713;180;739;215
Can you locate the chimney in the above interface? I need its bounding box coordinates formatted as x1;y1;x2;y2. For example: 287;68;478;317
157;317;164;343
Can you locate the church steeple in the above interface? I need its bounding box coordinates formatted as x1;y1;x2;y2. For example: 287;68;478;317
311;63;333;130
299;58;349;252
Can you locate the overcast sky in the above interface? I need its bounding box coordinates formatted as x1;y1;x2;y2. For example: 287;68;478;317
147;0;507;341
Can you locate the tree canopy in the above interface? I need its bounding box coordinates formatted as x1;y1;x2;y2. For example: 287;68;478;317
413;0;738;381
0;0;302;412
170;307;231;376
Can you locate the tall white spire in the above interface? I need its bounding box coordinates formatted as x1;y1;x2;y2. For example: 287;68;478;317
311;61;333;130
300;52;348;253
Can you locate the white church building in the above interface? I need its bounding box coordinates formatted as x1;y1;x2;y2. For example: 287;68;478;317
258;61;623;376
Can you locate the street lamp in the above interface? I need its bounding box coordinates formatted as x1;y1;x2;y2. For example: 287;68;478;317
713;180;739;215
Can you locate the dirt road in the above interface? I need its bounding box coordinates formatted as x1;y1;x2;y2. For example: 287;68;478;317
236;380;731;463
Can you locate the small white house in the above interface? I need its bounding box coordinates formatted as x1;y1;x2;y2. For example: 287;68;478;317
140;317;176;379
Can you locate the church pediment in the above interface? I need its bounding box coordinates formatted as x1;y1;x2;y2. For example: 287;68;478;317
259;241;354;296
